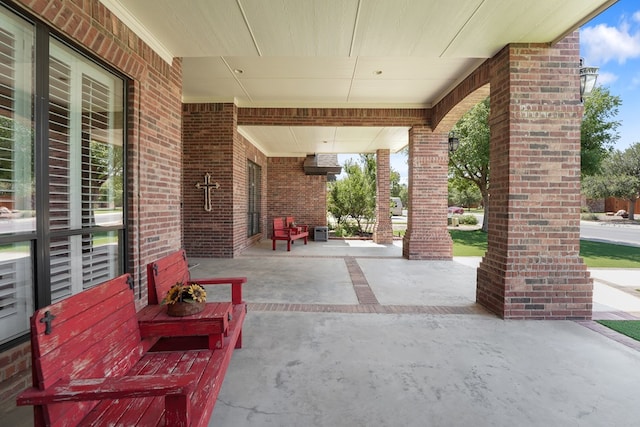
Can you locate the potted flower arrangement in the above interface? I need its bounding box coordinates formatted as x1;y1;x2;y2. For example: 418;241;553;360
162;281;207;316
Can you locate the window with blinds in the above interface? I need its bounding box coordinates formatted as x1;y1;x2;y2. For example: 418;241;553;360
48;40;123;302
0;9;34;346
0;5;126;348
247;160;261;237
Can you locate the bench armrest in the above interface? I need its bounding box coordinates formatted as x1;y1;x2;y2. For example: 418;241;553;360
191;277;246;304
17;374;197;405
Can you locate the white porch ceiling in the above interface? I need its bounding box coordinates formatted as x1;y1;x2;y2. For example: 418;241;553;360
100;0;615;157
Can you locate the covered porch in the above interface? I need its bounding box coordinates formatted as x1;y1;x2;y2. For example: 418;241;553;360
0;0;620;415
6;238;640;425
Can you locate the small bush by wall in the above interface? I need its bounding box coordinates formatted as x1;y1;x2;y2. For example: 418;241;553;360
459;214;478;225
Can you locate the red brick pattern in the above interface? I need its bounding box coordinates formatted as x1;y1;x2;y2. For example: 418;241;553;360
182;103;270;257
477;33;593;319
182;103;237;257
402;127;453;259
373;149;393;244
344;257;379;304
238;107;429;127
0;341;30;411
432;61;491;132
267;157;327;237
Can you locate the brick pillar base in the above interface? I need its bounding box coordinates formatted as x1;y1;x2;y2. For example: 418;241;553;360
403;127;452;259
373;149;393;244
477;33;592;319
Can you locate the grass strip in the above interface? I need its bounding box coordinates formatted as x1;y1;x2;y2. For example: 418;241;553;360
596;320;640;342
579;240;640;268
449;230;640;268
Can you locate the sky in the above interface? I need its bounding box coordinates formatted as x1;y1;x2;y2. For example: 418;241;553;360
341;0;640;184
581;0;640;151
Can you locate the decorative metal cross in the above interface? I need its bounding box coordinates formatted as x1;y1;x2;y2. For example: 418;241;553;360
40;310;56;335
195;173;220;212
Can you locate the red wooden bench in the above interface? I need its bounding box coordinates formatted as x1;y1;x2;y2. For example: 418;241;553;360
271;216;309;251
146;249;247;349
16;273;245;426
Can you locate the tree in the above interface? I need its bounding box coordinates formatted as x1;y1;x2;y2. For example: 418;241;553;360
582;143;640;219
448;178;482;208
327;154;402;235
327;158;375;235
581;86;622;177
449;97;490;232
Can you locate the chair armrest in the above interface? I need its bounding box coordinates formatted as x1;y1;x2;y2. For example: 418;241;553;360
193;277;246;286
299;224;309;232
17;374;196;405
191;277;246;304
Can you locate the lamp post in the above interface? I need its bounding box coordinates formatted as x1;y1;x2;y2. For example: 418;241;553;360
448;131;459;154
580;58;599;102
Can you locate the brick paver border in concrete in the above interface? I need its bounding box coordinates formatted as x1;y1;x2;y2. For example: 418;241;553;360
244;253;640;352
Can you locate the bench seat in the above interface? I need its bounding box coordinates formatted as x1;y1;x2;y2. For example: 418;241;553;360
16;273;245;427
271;216;309;251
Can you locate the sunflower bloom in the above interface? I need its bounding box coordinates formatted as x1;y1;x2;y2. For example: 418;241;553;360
188;283;207;303
162;283;183;304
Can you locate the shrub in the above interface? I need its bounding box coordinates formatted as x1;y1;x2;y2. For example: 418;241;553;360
458;214;478;225
581;213;599;221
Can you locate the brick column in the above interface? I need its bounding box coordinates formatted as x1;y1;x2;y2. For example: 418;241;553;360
183;103;237;257
477;33;592;319
403;127;452;259
373;149;393;244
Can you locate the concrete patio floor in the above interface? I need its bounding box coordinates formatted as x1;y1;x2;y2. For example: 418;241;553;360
6;238;640;426
195;238;640;427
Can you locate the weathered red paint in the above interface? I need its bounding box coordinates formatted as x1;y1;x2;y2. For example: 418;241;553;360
16;272;246;426
272;217;309;251
147;249;246;305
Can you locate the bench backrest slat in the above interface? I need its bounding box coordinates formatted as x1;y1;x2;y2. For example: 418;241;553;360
147;249;191;304
29;274;142;426
273;217;288;238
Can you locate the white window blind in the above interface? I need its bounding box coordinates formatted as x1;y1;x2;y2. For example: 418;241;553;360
0;10;34;345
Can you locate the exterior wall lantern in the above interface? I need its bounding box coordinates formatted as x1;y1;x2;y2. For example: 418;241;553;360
448;131;460;154
579;58;599;102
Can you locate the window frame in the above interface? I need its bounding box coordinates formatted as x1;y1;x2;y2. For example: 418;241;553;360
0;3;129;351
247;160;261;237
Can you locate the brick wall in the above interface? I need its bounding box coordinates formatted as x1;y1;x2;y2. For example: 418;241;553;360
182;103;269;257
4;0;184;407
477;32;593;319
267;157;328;238
373;149;393;243
182;103;236;257
0;342;30;412
402;127;453;259
238;107;429;127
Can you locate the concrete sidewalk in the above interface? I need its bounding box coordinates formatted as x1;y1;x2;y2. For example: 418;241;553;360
6;239;640;426
193;239;640;427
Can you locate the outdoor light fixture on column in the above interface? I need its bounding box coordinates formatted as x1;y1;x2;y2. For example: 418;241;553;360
448;131;459;154
579;58;599;102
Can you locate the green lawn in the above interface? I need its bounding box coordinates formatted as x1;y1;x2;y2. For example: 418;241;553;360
597;320;640;342
450;229;640;268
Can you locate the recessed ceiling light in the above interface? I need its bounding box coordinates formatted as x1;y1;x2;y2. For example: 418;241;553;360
373;70;383;75
233;69;244;74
